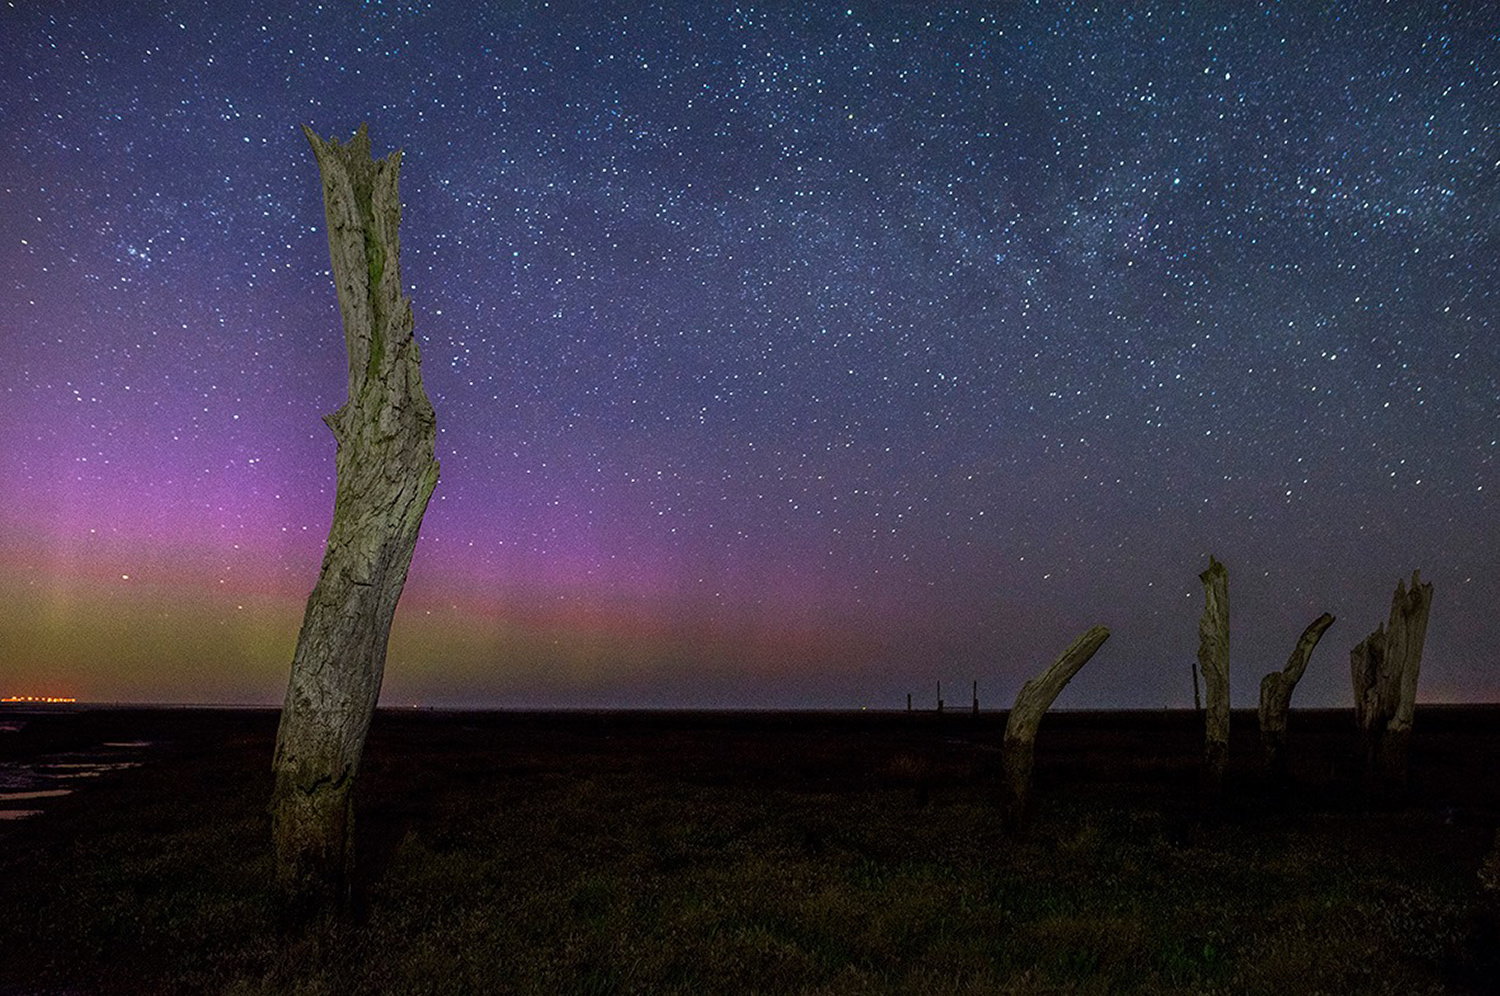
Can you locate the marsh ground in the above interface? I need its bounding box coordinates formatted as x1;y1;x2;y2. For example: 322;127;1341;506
1;705;1497;994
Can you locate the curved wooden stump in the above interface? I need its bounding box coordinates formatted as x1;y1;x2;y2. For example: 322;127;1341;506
271;124;439;923
1001;625;1110;830
1258;612;1335;783
1197;556;1229;807
1351;571;1433;800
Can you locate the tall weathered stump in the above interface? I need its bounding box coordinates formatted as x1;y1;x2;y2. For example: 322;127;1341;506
1351;570;1433;799
1197;556;1230;806
271;124;439;920
1001;625;1110;830
1258;612;1335;783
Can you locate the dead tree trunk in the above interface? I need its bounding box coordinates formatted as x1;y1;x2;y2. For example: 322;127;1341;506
1483;830;1500;897
1258;613;1335;783
1481;830;1500;950
1351;571;1433;799
1001;626;1110;829
271;124;439;920
1197;556;1230;805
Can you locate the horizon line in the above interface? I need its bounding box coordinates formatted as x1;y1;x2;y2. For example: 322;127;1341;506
5;701;1500;713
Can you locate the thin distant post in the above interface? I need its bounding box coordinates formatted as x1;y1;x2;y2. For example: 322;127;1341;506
906;692;912;713
937;681;944;714
972;680;979;715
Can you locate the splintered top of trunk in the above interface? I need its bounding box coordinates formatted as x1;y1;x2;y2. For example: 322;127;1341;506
303;123;422;421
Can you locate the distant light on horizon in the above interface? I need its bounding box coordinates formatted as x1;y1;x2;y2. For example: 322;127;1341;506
1;696;79;704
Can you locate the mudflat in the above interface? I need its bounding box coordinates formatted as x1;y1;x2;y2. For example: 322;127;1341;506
1;705;1496;994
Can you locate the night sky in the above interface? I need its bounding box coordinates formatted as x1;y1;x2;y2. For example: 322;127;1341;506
2;2;1496;709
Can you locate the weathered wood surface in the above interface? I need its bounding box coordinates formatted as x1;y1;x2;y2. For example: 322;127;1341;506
1481;830;1500;931
1001;625;1110;829
271;124;439;918
1197;556;1230;802
1352;571;1433;797
1483;831;1500;893
1258;612;1335;781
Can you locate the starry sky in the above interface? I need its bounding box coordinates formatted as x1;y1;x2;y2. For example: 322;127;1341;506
2;2;1496;709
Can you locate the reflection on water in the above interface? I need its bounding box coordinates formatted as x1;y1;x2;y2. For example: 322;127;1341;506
0;790;73;801
44;762;143;779
0;727;153;821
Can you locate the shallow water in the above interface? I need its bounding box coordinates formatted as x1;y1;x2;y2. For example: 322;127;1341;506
0;724;153;820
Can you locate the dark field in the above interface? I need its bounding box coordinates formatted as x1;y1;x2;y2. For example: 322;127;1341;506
2;706;1498;995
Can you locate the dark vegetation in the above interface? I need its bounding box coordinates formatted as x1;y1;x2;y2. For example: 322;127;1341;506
2;706;1497;994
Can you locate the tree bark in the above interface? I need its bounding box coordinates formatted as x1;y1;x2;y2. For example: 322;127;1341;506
1001;625;1110;829
1481;829;1500;951
1482;830;1500;897
1258;612;1335;782
1351;571;1433;798
271;124;439;920
1197;556;1230;805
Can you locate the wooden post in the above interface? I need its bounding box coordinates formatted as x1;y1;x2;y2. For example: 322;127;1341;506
1258;613;1335;783
1481;830;1500;948
1352;571;1433;798
972;680;978;716
271;124;439;921
1197;556;1230;805
937;681;943;714
1001;626;1110;829
906;692;911;713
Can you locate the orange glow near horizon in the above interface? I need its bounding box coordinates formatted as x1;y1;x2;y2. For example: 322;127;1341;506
1;695;78;703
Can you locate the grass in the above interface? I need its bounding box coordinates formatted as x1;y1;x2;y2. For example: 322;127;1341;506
1;708;1495;994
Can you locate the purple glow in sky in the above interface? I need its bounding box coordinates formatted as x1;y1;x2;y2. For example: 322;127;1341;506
2;3;1497;708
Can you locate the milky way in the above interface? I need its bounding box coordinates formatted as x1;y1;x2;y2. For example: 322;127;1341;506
2;3;1496;708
